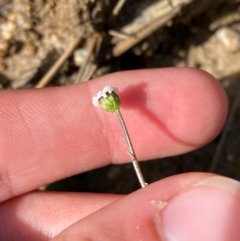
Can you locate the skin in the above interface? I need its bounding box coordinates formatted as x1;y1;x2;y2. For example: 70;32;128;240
0;68;239;241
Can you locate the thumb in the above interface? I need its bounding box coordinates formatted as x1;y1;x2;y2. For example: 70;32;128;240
51;173;240;241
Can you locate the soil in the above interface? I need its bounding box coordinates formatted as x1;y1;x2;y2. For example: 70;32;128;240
1;0;240;193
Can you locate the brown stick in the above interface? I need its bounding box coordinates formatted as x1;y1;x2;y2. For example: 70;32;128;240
109;30;130;40
112;7;180;57
112;0;127;16
75;34;99;83
35;36;82;88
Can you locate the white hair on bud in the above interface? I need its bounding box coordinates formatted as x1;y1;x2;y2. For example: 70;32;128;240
92;86;118;107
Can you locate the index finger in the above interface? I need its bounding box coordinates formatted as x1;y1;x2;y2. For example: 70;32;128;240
0;68;227;201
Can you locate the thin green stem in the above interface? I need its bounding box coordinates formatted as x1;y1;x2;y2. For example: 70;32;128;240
115;109;147;188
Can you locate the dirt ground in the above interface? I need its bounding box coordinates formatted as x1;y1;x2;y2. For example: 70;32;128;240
1;0;240;193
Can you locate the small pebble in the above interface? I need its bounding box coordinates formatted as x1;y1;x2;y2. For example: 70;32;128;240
73;48;88;66
215;27;240;53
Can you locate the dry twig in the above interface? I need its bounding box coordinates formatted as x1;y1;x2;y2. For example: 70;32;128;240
75;34;102;83
35;36;82;88
112;7;180;57
112;0;127;16
108;30;130;40
83;63;97;82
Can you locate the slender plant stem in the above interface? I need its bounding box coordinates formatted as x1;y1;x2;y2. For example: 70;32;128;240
115;109;147;188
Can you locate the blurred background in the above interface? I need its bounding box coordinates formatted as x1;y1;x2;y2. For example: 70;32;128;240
0;0;240;193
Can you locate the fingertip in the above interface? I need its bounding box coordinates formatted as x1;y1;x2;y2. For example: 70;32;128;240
157;175;240;241
166;67;228;145
95;68;228;159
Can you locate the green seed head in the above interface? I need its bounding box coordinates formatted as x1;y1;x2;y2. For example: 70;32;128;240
92;86;121;112
99;92;120;112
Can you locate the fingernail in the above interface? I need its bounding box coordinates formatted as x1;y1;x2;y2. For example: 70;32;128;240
154;176;240;241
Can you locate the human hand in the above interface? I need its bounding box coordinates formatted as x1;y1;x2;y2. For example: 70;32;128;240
1;68;238;241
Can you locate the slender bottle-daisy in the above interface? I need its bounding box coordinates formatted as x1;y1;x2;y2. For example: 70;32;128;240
92;86;147;188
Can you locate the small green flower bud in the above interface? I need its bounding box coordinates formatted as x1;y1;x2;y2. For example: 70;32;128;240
92;85;147;188
99;91;120;112
92;86;120;112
